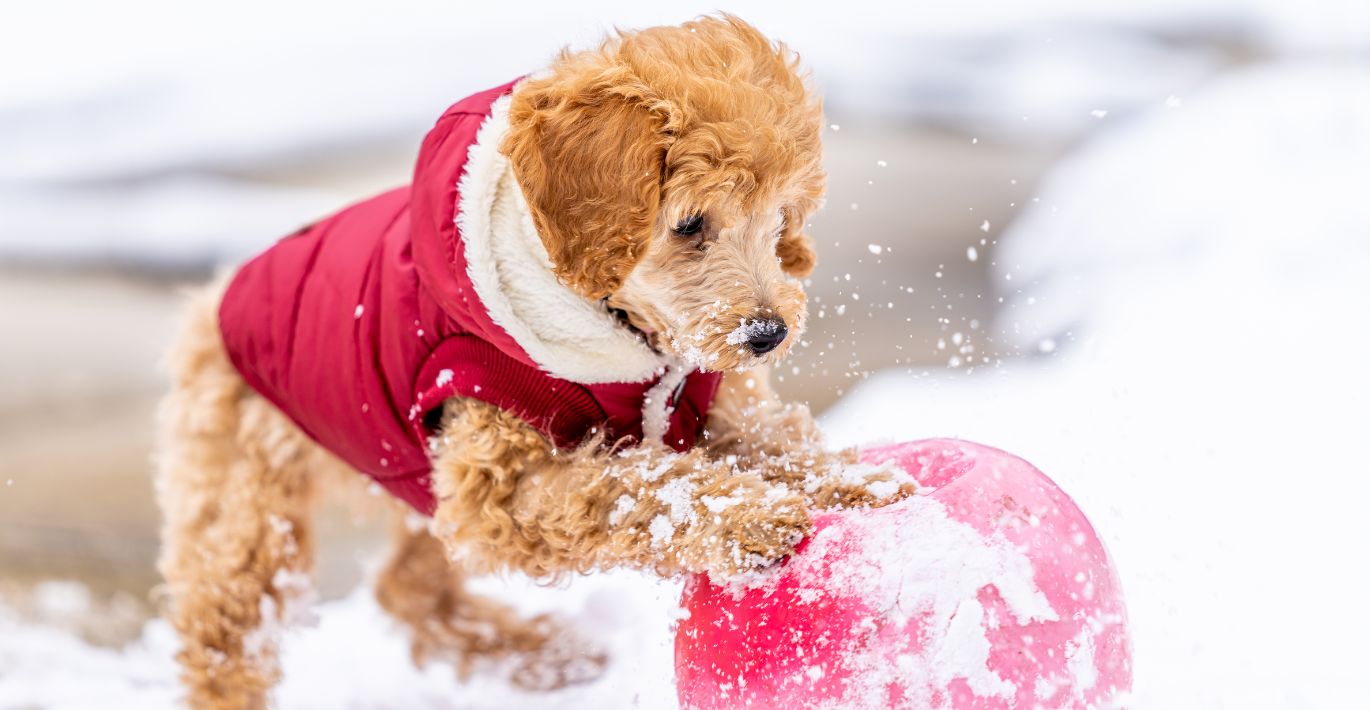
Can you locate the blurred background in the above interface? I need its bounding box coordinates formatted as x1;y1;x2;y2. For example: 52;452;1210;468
2;1;1368;707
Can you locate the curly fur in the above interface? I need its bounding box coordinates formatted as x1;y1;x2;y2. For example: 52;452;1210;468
504;14;824;301
155;15;910;708
155;280;328;708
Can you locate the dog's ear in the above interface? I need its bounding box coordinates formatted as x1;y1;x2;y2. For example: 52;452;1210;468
778;189;816;280
777;206;818;278
503;68;678;299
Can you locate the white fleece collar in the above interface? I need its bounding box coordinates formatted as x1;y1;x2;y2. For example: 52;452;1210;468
456;93;671;385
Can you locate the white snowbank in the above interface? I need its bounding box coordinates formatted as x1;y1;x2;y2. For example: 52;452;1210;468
791;496;1060;707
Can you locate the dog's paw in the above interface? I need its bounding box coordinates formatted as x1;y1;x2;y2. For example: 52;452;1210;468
835;476;918;509
803;459;917;511
507;614;607;691
686;487;812;583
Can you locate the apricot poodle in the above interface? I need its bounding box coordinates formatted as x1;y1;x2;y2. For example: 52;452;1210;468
155;14;910;708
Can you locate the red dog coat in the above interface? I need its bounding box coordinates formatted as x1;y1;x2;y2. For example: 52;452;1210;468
219;80;721;514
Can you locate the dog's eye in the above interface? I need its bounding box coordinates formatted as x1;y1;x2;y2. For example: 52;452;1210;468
673;214;705;236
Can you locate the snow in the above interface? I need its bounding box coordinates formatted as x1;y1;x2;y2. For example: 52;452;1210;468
0;574;685;710
648;515;677;549
607;494;637;526
782;495;1059;706
654;477;699;530
1065;627;1099;701
724;317;783;347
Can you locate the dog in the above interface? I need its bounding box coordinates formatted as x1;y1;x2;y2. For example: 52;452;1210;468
155;15;910;708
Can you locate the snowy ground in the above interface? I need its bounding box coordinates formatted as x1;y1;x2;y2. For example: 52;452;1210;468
0;572;687;710
3;25;1369;710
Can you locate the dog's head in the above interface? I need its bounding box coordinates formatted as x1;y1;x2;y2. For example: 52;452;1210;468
502;14;824;372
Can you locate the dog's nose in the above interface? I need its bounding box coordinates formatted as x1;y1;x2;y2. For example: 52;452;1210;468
746;319;788;355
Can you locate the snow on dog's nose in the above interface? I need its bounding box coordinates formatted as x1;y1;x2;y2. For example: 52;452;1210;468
728;317;787;356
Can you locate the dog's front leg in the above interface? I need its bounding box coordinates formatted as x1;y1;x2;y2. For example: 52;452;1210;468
427;398;810;583
706;367;915;510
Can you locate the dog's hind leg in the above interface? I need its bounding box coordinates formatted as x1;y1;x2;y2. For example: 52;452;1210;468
155;285;319;709
374;521;606;690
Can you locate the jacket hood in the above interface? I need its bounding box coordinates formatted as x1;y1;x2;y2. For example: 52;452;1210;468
410;81;670;385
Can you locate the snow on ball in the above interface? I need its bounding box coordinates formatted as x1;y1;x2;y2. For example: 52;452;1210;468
675;439;1131;709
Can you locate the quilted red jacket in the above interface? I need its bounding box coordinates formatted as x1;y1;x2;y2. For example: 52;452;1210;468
219;80;721;515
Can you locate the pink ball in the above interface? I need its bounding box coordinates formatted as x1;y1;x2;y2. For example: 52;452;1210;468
675;439;1132;709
